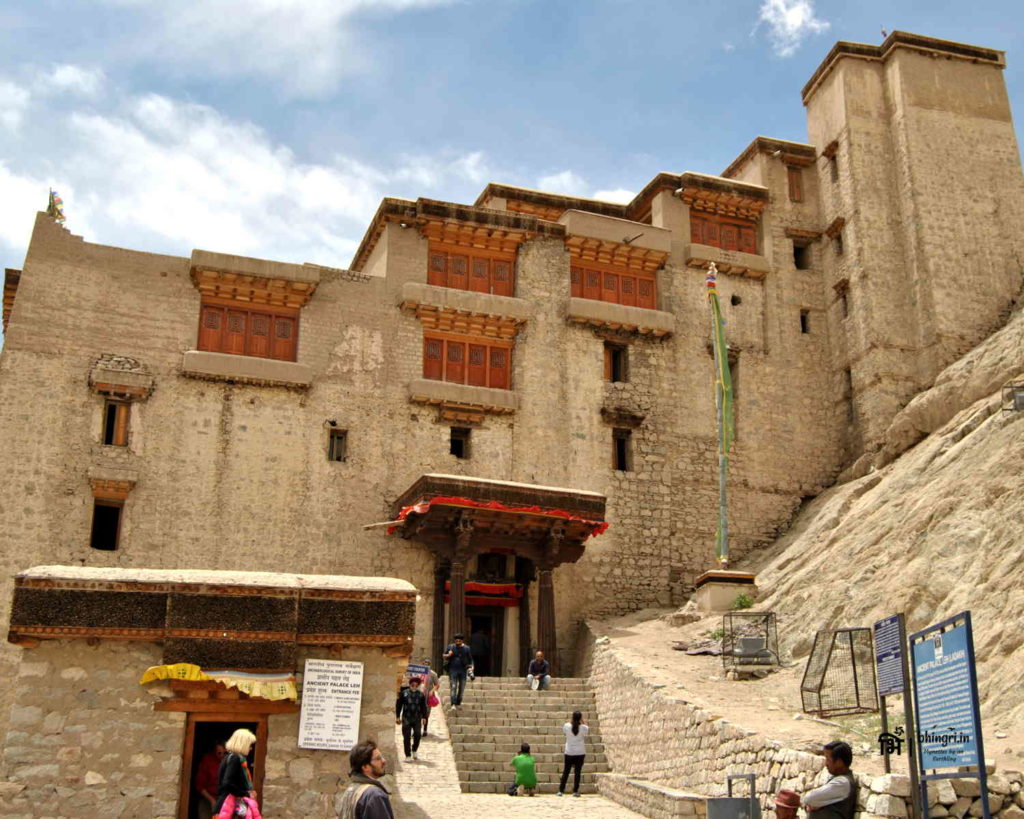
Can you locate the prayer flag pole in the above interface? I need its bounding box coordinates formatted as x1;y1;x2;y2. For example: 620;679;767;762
706;263;734;567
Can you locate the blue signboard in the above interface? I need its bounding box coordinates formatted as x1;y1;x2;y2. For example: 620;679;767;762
406;663;430;680
874;615;906;697
911;618;979;769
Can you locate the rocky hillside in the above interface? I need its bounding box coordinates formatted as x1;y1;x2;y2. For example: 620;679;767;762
741;302;1024;725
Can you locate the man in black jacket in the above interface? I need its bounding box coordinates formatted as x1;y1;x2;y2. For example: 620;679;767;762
340;740;393;819
395;676;429;760
443;633;474;708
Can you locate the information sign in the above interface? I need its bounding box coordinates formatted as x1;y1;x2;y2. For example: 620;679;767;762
406;663;429;680
911;619;979;769
874;615;906;697
298;659;364;751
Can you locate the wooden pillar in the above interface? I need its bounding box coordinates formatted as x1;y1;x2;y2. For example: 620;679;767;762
536;568;556;674
432;560;448;668
449;514;474;638
518;579;532;676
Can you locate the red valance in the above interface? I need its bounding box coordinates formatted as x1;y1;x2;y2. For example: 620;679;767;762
388;495;609;539
443;581;522;597
444;595;521;608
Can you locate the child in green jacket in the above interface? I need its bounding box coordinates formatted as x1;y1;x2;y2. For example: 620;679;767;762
510;742;537;796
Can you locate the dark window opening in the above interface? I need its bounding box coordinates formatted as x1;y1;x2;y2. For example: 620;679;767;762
328;428;347;462
844;368;855;422
833;232;844;255
829;155;839;183
730;294;742;306
793;243;811;270
604;343;628;383
800;310;810;334
90;501;123;551
612;428;632;471
102;401;129;446
450;427;471;459
836;283;850;319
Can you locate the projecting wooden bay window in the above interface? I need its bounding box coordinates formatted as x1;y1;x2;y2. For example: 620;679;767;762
423;334;511;390
427;245;515;296
690;213;758;255
197;300;298;362
570;264;657;310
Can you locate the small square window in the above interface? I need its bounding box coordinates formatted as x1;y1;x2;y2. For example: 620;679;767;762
604;343;628;383
612;428;632;471
90;501;123;551
829;154;839;183
793;243;811;270
328;428;348;462
102;401;129;446
450;427;471;459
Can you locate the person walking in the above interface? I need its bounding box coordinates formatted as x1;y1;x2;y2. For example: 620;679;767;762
509;742;538;797
215;728;259;817
442;633;474;708
556;711;589;797
422;660;440;735
339;740;393;819
395;676;429;761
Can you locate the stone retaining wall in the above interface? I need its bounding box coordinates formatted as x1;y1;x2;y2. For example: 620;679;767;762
582;624;1024;819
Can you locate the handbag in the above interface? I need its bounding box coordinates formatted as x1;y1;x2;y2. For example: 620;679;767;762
427;692;439;707
506;780;519;796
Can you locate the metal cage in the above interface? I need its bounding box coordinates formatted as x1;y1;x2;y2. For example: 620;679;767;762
722;611;779;670
801;627;879;717
1003;381;1024;413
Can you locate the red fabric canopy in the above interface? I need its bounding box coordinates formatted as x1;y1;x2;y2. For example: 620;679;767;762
388;495;609;539
443;581;523;597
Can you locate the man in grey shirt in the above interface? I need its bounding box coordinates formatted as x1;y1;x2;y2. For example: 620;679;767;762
802;741;857;819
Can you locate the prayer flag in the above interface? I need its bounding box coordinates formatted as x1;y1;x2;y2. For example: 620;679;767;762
47;189;66;225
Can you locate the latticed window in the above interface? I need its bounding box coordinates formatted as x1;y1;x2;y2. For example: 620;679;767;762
198;301;298;361
570;264;657;309
423;334;511;389
690;212;758;254
427;244;515;296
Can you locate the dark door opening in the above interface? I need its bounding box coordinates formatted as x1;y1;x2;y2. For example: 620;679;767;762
181;716;263;819
469;608;505;677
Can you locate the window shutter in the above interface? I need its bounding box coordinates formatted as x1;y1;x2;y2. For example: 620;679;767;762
604;345;613;380
570;266;583;298
449;254;469;290
602;272;618;303
225;311;247;355
423;337;443;380
638;279;655;309
491;260;513;296
721;224;739;252
198;306;223;352
445;340;465;383
584;269;601;301
468;344;487;386
488;347;509;390
428;251;448;287
470;258;490;293
739;227;757;255
787;167;803;202
619;275;636;307
690;213;705;245
113;404;129;447
271;316;297;361
249;313;271;358
704;219;720;248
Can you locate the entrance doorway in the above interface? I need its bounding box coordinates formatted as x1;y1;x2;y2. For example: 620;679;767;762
469;607;505;677
179;714;267;819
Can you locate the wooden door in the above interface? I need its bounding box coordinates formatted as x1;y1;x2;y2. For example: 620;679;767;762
467;344;488;386
423;337;443;380
445;340;466;384
583;269;600;301
488;347;509;390
271;316;297;361
249;313;271;358
224;311;247;355
601;271;618;303
198;306;223;352
178;713;268;819
619;276;636;307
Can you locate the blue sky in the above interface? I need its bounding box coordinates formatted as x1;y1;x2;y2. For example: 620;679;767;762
1;0;1021;306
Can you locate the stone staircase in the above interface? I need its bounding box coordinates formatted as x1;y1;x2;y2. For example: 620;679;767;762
443;676;611;794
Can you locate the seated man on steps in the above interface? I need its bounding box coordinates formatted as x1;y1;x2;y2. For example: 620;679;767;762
525;650;551;691
801;741;858;819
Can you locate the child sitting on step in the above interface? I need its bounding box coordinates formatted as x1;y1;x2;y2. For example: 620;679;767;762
510;742;537;797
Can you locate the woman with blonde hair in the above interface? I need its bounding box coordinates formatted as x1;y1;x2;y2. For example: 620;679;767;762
216;728;260;818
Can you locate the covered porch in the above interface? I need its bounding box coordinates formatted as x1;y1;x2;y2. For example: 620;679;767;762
388;474;608;675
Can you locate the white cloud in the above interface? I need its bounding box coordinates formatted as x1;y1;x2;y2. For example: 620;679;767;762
36;64;105;97
0;80;30;130
757;0;829;57
536;170;587;196
591;188;635;205
100;0;458;96
1;91;492;268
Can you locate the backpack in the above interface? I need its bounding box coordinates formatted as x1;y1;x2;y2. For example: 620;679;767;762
339;783;371;819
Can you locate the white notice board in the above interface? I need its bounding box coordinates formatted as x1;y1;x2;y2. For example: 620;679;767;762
298;659;364;751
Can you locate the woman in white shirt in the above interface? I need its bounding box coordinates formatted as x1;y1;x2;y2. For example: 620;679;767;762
557;710;589;797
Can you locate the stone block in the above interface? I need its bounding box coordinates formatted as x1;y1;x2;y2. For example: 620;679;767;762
953;780;982;798
873;774;913;797
929;780;958;806
932;805;950;818
287;757;315;784
868;793;910;817
84;771;107;786
989;775;1012;795
968;795;1003;816
953;796;973;818
1001;807;1024;819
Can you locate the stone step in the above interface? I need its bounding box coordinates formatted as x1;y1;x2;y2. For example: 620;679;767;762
452;742;606;755
448;724;602;737
447;698;596;709
455;750;609;765
460;769;605;784
460;781;600;794
448;716;603;728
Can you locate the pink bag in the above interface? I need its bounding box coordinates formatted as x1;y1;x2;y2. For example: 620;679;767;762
217;795;263;819
428;693;440;707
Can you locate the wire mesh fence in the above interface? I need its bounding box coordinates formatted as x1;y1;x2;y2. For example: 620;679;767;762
722;611;779;669
801;627;879;717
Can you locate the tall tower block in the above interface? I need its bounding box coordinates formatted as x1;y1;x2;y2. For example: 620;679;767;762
803;32;1024;451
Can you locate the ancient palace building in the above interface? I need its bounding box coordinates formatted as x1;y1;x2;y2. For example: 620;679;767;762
0;29;1021;815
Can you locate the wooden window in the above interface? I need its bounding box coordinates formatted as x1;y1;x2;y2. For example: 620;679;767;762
450;427;471;459
327;428;347;462
787;167;804;202
197;301;298;362
423;334;512;390
612;428;632;471
426;244;516;296
90;500;123;551
102;401;129;447
690;213;758;255
604;343;628;383
572;263;657;310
